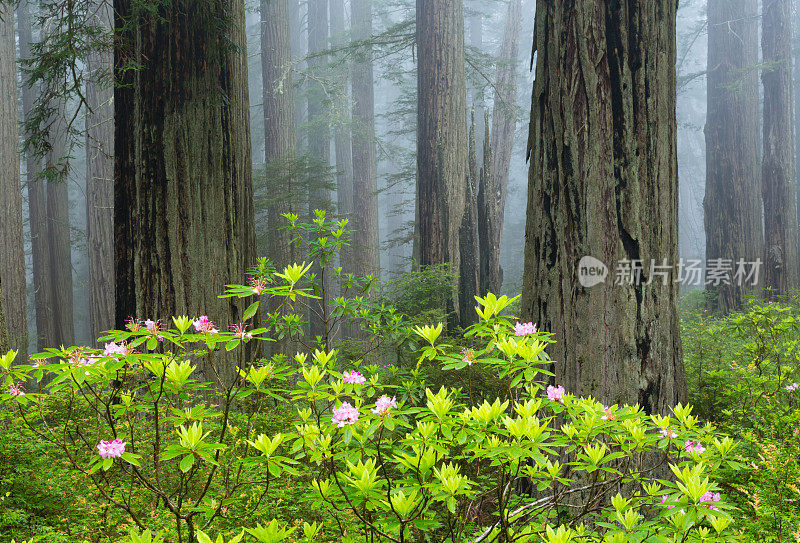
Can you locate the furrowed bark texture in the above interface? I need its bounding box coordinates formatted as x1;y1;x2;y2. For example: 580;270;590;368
114;0;256;381
0;2;27;354
704;0;762;312
0;277;7;354
521;0;686;413
86;0;115;342
17;0;55;351
487;0;522;293
351;0;380;279
762;0;799;294
417;0;468;325
478;112;498;296
262;0;297;354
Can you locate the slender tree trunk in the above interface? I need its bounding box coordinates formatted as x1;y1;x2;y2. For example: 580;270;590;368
469;10;484;156
0;276;7;354
290;0;305;147
521;0;686;413
307;0;330;341
331;0;354;265
478;112;499;296
114;0;256;382
704;0;762;312
17;0;55;351
0;1;27;355
459;115;479;326
763;0;799;294
263;0;297;354
86;0;115;343
352;0;380;279
487;0;522;293
417;0;468;326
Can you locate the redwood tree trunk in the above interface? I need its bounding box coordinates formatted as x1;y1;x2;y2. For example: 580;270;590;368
262;0;297;354
762;0;799;294
487;0;522;294
417;0;468;325
0;1;27;355
114;0;256;381
351;0;380;279
86;0;115;342
521;0;686;413
704;0;762;312
17;0;55;351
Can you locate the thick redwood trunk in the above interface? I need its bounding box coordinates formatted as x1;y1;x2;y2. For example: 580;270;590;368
704;0;762;312
114;0;256;381
86;0;115;342
521;0;686;413
762;0;799;294
417;0;468;325
0;1;27;355
459;117;479;326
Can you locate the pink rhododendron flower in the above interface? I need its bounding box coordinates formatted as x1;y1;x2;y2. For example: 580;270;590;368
660;494;675;509
103;342;128;357
249;277;269;296
97;439;126;459
700;491;721;510
660;428;678;439
372;395;398;416
193;316;219;334
331;402;360;427
461;347;475;366
514;322;538;336
230;323;253;342
343;371;366;384
144;319;156;330
786;382;798;392
6;382;25;397
600;406;615;421
126;317;143;331
684;440;706;454
546;385;565;403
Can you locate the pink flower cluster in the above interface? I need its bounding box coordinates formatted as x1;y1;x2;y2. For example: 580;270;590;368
6;382;25;397
684;440;706;454
230;323;253;342
249;277;269;296
193;316;219;334
600;406;615;421
97;439;126;459
660;428;678;439
103;342;128;357
372;395;397;416
700;491;721;507
546;385;565;403
332;402;360;427
461;347;475;366
343;371;366;385
514;322;538;336
786;382;798;392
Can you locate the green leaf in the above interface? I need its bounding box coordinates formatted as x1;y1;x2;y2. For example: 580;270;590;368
244;301;260;321
179;454;195;473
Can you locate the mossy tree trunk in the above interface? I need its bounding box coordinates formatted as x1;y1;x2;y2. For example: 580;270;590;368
114;0;256;382
417;0;468;326
762;0;799;295
86;0;115;343
704;0;762;312
521;0;686;413
0;1;27;356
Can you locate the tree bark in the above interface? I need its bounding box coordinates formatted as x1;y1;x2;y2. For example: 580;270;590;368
487;0;522;293
0;1;27;355
417;0;468;326
459;115;479;326
521;0;686;413
478;112;499;296
114;0;256;382
17;0;55;352
351;0;380;279
704;0;762;312
86;0;115;343
262;0;298;355
762;0;799;294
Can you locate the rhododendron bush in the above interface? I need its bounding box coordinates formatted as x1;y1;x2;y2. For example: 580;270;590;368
0;216;739;543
